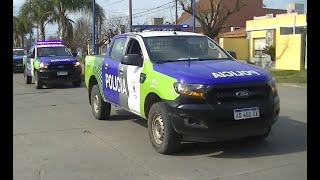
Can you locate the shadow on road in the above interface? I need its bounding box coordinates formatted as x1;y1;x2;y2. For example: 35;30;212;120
105;111;307;158
41;82;86;89
103;109;148;127
174;116;307;158
107;109;140;121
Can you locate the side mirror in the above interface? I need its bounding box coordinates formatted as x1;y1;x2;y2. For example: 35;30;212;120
227;51;237;59
27;54;34;58
121;54;142;67
72;52;78;57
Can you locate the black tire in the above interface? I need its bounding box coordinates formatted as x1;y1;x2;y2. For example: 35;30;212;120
148;102;182;154
90;84;111;120
73;81;81;87
24;68;32;84
34;71;43;89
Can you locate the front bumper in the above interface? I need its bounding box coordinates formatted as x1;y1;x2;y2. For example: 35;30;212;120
38;67;82;83
164;82;280;142
13;61;23;71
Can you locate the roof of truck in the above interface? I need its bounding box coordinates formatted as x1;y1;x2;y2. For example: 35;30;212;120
123;31;205;38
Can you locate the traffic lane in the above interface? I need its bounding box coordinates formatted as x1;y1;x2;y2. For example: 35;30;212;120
13;73;307;180
13;75;158;180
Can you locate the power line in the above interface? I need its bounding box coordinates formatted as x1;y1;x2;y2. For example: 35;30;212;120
102;0;125;7
133;6;169;19
132;0;175;16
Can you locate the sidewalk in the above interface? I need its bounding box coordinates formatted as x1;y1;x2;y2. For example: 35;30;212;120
278;83;307;88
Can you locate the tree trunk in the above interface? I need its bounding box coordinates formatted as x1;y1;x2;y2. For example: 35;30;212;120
20;33;25;49
40;22;45;40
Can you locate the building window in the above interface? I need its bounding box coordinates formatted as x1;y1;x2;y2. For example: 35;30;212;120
280;26;307;35
254;38;266;57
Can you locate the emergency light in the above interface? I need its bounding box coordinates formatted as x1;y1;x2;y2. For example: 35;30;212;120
36;40;63;45
130;24;189;31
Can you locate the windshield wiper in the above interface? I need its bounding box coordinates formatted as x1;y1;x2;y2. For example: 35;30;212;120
177;57;199;61
155;60;180;64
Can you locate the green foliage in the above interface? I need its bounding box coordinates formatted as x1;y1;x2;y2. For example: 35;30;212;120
262;45;276;61
269;70;307;83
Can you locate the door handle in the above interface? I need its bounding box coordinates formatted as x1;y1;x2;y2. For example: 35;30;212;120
104;63;108;69
119;68;124;75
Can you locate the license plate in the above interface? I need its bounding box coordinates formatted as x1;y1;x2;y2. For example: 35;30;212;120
234;107;260;120
16;64;22;66
57;71;68;76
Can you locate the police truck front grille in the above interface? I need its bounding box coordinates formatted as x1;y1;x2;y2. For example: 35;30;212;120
206;83;271;104
48;64;75;70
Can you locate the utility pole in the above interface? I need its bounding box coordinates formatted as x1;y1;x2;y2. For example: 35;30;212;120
129;0;132;32
175;0;178;24
192;0;195;32
92;0;96;54
28;0;32;52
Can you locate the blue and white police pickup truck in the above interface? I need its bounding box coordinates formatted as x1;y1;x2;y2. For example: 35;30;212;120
13;48;25;72
23;40;82;89
84;25;280;154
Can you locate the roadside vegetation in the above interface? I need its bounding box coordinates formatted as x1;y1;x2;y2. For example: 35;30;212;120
269;69;307;84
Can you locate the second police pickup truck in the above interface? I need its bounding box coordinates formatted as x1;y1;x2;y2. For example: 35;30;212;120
23;40;82;89
84;25;280;154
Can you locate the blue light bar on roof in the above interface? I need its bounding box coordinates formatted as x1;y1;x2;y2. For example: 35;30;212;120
130;24;189;30
36;40;62;45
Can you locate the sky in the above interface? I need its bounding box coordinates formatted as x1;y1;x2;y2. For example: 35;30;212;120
13;0;307;37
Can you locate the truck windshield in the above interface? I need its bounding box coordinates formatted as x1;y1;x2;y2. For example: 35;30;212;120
37;46;72;57
143;36;230;63
13;49;25;56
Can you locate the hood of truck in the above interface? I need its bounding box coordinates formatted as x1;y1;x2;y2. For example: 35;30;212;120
153;60;271;85
38;56;77;65
13;55;24;61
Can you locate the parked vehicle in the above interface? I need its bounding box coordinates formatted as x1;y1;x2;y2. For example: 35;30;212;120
84;25;280;154
13;48;25;72
23;40;82;89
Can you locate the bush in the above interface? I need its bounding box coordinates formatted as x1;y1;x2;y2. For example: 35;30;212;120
262;45;276;61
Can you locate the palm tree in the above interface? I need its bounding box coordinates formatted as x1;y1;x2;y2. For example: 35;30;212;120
13;15;33;48
20;0;53;40
47;0;105;42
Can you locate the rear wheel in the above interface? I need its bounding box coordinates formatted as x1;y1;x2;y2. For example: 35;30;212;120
148;102;182;154
90;84;111;120
34;71;43;89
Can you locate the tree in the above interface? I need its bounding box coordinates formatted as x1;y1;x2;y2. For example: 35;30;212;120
13;15;33;48
47;0;105;43
179;0;247;39
73;15;91;54
20;0;53;40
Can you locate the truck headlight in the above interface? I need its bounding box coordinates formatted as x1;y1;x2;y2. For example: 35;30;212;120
174;83;210;98
270;78;277;92
74;61;81;67
39;62;49;69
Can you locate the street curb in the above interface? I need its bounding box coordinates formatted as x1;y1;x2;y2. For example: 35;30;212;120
278;83;307;88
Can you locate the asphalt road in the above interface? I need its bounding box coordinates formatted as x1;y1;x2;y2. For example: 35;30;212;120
13;73;307;180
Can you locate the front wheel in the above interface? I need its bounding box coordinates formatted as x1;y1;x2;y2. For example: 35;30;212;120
24;68;32;84
148;102;182;154
34;71;43;89
90;84;111;120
